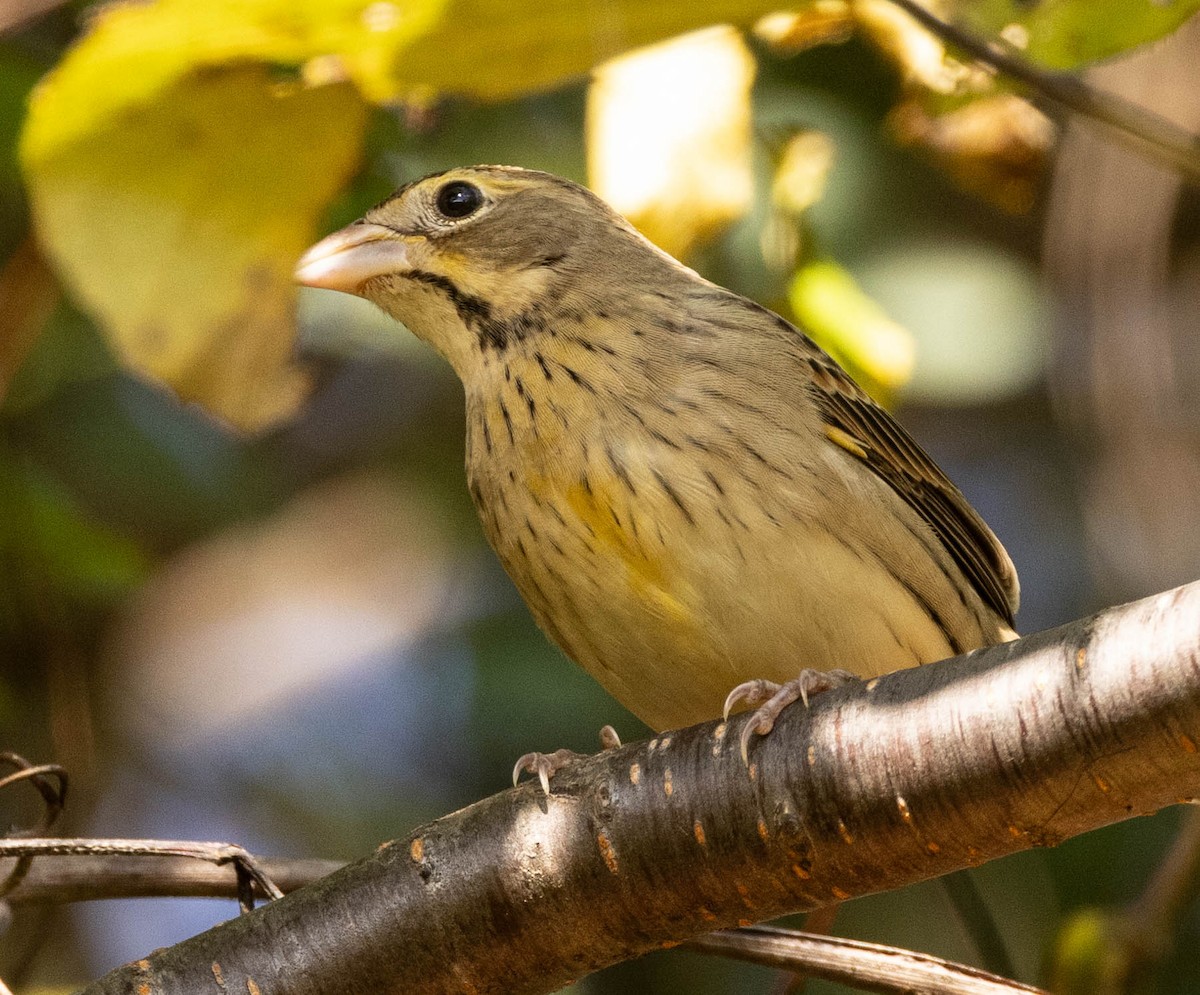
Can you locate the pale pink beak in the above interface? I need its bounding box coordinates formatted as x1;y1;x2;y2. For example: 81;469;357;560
294;223;410;295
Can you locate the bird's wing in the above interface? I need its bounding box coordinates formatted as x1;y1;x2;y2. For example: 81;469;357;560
802;346;1020;625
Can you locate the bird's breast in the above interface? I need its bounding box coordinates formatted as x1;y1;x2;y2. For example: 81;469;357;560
458;346;997;731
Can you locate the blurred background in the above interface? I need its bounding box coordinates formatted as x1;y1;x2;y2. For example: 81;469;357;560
1;1;1199;992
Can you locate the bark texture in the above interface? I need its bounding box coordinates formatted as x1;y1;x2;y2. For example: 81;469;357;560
85;582;1200;995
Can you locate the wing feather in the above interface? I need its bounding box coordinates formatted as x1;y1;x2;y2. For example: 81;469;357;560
682;288;1019;626
804;349;1020;625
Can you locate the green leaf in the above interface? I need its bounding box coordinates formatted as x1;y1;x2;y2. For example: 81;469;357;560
2;299;117;417
0;453;150;637
950;0;1200;68
1048;907;1125;994
0;43;41;228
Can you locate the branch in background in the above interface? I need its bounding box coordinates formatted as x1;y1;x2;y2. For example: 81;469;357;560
882;0;1200;183
1120;805;1200;964
1051;805;1200;992
691;925;1048;995
0;753;68;900
1;850;342;906
0;238;59;405
73;580;1200;995
0;839;284;912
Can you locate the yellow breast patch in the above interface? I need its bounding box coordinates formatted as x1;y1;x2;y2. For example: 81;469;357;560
559;476;692;625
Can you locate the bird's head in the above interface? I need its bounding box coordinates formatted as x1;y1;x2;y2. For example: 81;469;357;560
296;165;668;378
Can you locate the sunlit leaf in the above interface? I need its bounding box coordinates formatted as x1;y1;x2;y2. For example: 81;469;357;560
890;93;1054;214
383;0;781;101
754;3;856;53
948;0;1200;69
789;259;915;397
772;131;837;216
854;0;981;95
22;54;366;428
588;26;756;259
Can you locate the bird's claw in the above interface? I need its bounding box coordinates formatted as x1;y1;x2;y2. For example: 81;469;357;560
723;679;783;721
725;669;859;765
512;749;579;795
512;726;624;796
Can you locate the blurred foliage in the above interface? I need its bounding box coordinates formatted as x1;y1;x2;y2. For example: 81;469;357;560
1;0;1199;992
953;0;1200;68
587;26;756;259
789;259;915;397
19;0;1200;427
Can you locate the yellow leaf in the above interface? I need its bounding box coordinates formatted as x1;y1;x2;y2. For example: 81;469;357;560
772;131;837;216
387;0;783;101
21;2;373;428
587;26;755;259
789;259;915;396
852;0;980;96
21;0;790;426
890;93;1053;214
754;3;856;54
24;70;365;428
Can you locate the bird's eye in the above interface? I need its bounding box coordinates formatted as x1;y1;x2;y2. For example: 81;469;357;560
435;181;484;220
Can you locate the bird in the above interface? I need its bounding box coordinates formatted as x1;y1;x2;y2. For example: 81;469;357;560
295;165;1019;770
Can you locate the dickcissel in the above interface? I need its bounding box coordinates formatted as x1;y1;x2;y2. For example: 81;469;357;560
296;166;1018;765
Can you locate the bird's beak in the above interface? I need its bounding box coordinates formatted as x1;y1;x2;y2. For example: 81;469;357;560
294;223;409;295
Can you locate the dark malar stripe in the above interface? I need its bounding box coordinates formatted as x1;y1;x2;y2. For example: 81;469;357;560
403;269;512;351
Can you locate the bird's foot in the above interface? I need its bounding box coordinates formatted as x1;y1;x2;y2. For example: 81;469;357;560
723;670;859;764
513;725;622;795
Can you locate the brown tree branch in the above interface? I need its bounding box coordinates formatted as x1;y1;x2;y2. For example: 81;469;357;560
1120;805;1200;959
80;581;1200;995
0;0;68;35
0;238;59;406
2;852;1040;994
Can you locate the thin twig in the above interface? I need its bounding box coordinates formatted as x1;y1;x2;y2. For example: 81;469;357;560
770;904;842;995
0;752;68;898
883;0;1200;183
0;839;284;910
689;925;1048;995
3;851;343;905
0;0;68;34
